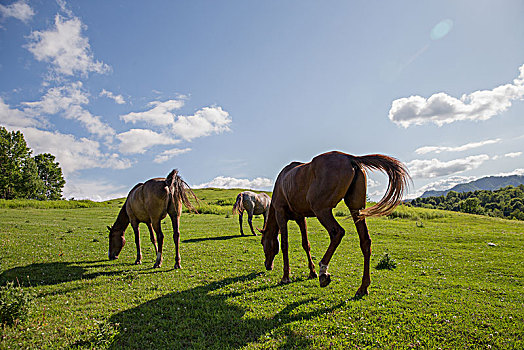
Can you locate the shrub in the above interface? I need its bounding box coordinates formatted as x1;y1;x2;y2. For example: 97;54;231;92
0;281;34;325
375;252;397;270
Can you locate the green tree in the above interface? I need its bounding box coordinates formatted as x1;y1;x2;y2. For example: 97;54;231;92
19;156;45;199
0;127;33;199
34;153;66;200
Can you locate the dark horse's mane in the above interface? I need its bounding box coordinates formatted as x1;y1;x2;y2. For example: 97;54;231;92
165;169;198;213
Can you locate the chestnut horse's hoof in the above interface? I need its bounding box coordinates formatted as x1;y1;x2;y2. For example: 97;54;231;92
134;260;142;265
308;271;318;279
319;273;331;287
174;263;182;269
153;263;161;268
280;276;291;284
355;287;369;297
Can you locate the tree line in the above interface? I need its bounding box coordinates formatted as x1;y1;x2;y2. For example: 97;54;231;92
0;127;65;200
409;185;524;220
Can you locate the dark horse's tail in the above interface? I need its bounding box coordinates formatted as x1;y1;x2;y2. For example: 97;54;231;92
350;154;411;219
165;169;198;213
232;193;244;214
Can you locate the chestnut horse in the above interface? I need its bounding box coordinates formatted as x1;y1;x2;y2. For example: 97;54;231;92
259;151;410;296
108;169;197;268
232;191;271;236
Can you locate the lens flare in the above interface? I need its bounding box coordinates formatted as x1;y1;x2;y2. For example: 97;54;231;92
430;19;453;40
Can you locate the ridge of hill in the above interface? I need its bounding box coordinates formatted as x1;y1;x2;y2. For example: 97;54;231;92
420;175;524;198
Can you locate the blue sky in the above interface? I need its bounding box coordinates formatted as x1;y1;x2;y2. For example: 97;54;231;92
1;0;523;201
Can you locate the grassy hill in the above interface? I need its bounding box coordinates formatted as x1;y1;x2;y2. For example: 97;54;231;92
0;189;523;349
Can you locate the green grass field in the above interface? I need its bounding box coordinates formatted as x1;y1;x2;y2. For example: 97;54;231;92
0;188;523;349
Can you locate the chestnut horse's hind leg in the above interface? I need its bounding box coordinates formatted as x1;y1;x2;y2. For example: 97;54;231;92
314;208;346;287
130;221;142;265
351;211;371;296
345;166;371;296
146;222;158;256
152;220;164;268
296;217;317;279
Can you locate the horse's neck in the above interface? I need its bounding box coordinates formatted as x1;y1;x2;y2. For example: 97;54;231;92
264;205;278;233
113;203;130;231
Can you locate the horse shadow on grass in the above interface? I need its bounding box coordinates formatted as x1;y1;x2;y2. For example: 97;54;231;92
0;259;121;287
108;272;345;349
182;234;244;243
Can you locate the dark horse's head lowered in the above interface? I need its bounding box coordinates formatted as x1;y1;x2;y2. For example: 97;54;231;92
108;224;125;260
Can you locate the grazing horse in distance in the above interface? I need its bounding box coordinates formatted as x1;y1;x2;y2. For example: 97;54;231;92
232;191;271;236
259;151;410;296
108;169;197;269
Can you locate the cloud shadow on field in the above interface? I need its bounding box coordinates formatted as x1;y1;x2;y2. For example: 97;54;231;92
108;272;345;349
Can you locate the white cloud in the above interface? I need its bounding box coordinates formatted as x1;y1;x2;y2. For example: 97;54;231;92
0;1;34;22
116;129;179;154
63;178;128;201
22;82;115;139
172;106;232;141
25;14;110;77
6;126;131;176
153;147;192;163
367;178;380;188
415;138;501;155
120;99;183;126
389;64;524;127
495;168;524;177
407;155;490;178
194;176;273;190
121;101;231;141
0;97;44;128
504;152;522;158
100;89;125;104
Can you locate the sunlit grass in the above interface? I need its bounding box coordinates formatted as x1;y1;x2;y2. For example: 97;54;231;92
0;190;523;349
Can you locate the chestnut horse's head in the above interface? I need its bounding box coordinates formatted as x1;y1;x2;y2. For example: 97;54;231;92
259;227;279;271
107;225;125;260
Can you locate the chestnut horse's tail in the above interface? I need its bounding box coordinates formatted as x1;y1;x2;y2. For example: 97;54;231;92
232;193;244;214
165;169;198;213
350;154;411;219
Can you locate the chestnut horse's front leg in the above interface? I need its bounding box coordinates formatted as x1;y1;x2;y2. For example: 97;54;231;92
276;212;291;284
296;218;317;279
314;208;346;287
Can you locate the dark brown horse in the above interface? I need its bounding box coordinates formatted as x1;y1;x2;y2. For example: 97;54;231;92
259;151;410;296
107;169;196;268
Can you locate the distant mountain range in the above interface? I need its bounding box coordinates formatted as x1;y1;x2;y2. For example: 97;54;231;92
419;175;524;198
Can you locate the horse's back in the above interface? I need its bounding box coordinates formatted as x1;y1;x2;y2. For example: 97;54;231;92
274;152;358;214
127;178;170;222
